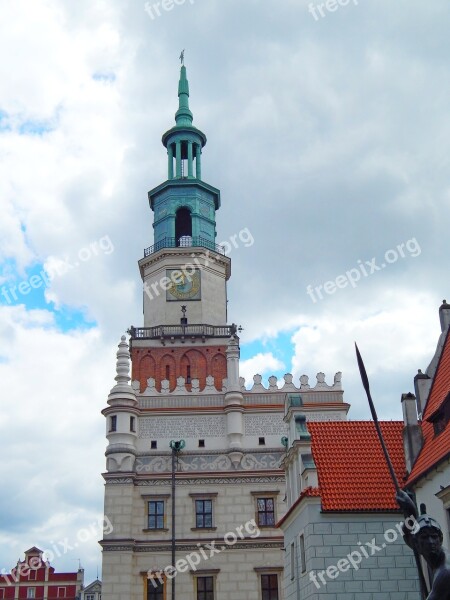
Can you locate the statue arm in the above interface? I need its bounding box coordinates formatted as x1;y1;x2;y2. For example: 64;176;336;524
427;571;450;600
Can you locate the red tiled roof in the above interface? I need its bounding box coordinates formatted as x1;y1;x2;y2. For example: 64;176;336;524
407;328;450;485
308;421;405;512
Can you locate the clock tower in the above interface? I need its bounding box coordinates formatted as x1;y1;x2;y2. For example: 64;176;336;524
138;64;230;331
101;60;349;600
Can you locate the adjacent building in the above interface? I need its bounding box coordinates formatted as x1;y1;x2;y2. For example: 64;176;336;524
0;546;84;599
100;64;349;600
278;408;421;599
81;579;102;600
402;300;450;549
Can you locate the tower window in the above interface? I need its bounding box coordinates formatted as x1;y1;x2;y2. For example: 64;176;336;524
175;207;192;244
258;436;266;446
109;416;117;432
130;416;136;432
165;365;170;380
186;365;191;384
151;440;157;449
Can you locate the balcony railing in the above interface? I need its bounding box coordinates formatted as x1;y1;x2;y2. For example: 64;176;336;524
129;324;233;340
144;236;225;258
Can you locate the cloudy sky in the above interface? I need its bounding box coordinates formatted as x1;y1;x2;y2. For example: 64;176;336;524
1;0;450;584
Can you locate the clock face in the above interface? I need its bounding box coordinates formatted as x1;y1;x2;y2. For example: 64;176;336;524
166;269;201;301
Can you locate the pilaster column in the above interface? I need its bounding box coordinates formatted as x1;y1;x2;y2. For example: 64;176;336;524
187;141;194;178
195;144;201;179
175;141;182;178
224;335;244;451
168;144;174;179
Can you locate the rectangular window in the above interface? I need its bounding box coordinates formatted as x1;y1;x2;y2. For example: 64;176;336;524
257;498;275;527
57;588;66;597
151;440;157;449
148;500;165;529
261;574;278;600
195;499;213;528
0;590;5;598
299;534;306;573
130;416;136;432
290;542;295;580
27;589;36;599
29;569;37;580
109;415;117;432
147;577;164;600
196;576;214;600
86;595;95;600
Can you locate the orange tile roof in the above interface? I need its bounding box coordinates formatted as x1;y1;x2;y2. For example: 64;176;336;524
308;421;405;512
407;328;450;485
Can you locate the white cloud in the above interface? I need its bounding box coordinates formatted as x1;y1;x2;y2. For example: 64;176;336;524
240;353;285;386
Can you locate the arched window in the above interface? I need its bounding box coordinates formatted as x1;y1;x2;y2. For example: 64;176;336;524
175;207;192;245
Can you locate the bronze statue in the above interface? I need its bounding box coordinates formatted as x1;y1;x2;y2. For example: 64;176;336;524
396;490;450;600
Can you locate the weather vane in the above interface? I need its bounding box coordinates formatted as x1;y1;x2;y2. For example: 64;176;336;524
179;49;185;65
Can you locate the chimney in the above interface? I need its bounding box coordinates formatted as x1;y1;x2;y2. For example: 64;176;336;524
414;369;431;417
439;299;450;332
401;392;423;473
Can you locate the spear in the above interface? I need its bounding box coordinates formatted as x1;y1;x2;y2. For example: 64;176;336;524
354;343;429;599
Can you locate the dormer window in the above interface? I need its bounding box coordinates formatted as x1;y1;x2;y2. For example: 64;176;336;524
428;392;450;436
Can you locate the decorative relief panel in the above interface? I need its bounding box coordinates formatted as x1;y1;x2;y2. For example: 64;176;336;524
139;415;226;439
244;414;288;436
135;451;284;474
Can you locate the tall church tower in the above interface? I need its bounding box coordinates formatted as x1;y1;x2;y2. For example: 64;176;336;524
100;63;347;600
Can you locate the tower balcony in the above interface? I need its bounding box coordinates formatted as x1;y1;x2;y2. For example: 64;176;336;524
128;323;233;341
143;236;225;258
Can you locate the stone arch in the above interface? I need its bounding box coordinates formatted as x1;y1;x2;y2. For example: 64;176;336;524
211;352;227;391
139;354;156;393
180;349;207;391
158;354;176;392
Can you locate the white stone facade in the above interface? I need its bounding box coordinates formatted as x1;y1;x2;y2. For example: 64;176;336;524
101;335;348;600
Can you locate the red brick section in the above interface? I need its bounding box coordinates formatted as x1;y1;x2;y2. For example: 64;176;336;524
131;345;227;392
407;328;450;485
308;421;405;512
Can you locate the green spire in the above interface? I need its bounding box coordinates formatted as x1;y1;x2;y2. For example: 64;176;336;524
175;65;193;126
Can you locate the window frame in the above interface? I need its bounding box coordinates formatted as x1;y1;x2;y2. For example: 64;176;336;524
299;533;306;574
250;491;280;528
260;573;279;600
290;541;296;580
142;494;170;532
130;416;136;432
27;588;36;599
256;497;276;528
57;587;66;598
191;570;219;600
189;493;218;531
148;499;165;530
254;567;283;600
109;415;117;432
146;573;165;600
